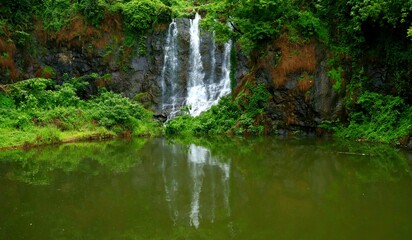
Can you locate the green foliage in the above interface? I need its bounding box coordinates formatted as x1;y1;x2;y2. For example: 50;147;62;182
295;10;329;43
83;89;154;133
137;35;147;56
1;0;176;34
121;0;171;32
13;30;31;47
328;66;344;93
77;0;105;27
42;66;55;78
0;93;14;109
0;0;39;28
335;91;412;144
0;77;160;148
347;0;411;30
165;83;270;136
41;0;75;31
201;0;294;52
34;126;61;145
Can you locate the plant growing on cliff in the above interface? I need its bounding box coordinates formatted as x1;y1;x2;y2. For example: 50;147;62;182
42;0;76;31
328;66;344;94
121;0;171;32
335;91;412;144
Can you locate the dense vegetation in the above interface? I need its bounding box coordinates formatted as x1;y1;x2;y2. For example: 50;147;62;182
0;76;160;148
0;0;411;147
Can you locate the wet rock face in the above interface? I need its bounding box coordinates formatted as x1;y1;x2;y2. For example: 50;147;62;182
174;18;191;106
256;68;318;135
249;41;342;135
13;34;166;105
311;44;341;120
407;136;412;150
5;21;165;111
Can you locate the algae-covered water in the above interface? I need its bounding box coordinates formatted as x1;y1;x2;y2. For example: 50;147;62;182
1;137;412;239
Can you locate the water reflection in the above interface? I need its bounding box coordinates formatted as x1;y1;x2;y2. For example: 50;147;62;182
1;137;412;239
0;139;147;185
161;142;231;228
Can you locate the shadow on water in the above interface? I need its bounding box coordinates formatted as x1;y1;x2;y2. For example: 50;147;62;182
0;136;412;239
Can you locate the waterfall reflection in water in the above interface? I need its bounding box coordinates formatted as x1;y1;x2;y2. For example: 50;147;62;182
161;142;231;228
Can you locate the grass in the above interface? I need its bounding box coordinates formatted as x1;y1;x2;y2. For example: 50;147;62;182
0;126;116;149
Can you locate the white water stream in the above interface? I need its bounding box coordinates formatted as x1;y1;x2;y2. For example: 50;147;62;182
160;20;180;118
160;14;232;118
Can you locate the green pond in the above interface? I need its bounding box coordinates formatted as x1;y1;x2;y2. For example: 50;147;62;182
1;137;412;240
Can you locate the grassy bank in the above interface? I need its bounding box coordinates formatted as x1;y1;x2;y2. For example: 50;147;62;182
0;77;161;149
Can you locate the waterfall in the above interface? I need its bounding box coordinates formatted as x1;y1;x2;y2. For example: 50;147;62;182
160;14;233;118
213;38;232;104
160;20;180;117
210;31;217;84
187;13;208;117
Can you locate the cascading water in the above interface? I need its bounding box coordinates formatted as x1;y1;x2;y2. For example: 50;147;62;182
186;13;208;116
212;37;232;104
210;31;217;84
160;14;232;118
160;20;180;117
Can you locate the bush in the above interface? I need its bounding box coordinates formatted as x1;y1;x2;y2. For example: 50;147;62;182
84;90;150;131
0;92;14;109
0;77;160;148
41;0;75;31
121;0;171;32
335;91;412;143
77;0;105;27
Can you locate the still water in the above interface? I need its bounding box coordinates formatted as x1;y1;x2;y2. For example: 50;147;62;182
1;137;412;239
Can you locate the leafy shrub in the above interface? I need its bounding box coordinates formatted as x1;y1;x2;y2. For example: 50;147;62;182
335;91;412;143
53;83;81;107
42;0;75;31
77;0;105;27
121;0;171;32
9;78;55;110
84;90;153;133
328;66;344;93
164;115;195;136
0;108;31;129
295;11;329;43
0;93;14;109
0;77;160;148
